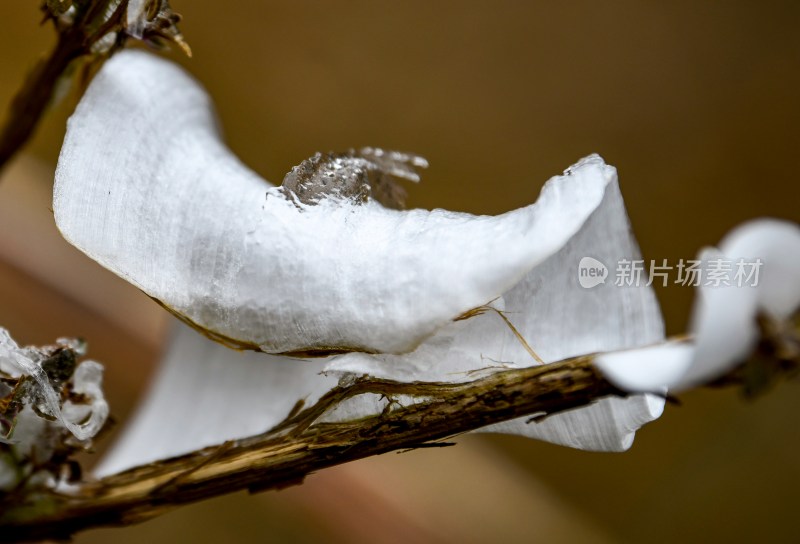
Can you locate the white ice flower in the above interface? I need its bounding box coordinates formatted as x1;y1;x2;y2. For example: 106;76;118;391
52;50;666;475
596;219;800;392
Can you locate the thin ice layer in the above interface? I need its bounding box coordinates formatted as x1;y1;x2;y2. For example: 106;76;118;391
55;50;613;355
94;323;336;476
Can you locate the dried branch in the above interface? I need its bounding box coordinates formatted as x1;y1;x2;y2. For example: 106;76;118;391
0;353;631;541
0;0;188;173
1;318;796;543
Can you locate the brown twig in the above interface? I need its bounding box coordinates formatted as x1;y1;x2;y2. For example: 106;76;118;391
0;0;188;174
0;353;624;541
1;315;798;542
0;24;82;170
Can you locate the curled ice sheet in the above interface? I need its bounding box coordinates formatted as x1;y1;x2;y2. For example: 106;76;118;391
324;169;665;451
95;323;334;476
596;219;800;392
51;51;666;475
56;50;619;356
94;150;665;474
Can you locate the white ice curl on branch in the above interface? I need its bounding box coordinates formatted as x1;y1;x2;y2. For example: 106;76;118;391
596;219;800;392
52;51;667;476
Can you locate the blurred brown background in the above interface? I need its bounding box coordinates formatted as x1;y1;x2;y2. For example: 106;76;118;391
1;1;799;542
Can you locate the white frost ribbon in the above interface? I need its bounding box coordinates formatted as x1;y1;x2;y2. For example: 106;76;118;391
596;219;800;392
51;50;665;476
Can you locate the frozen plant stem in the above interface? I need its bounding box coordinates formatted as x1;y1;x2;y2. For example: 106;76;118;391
0;32;78;170
0;1;121;170
0;33;74;168
2;323;797;544
0;354;629;541
0;0;188;173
